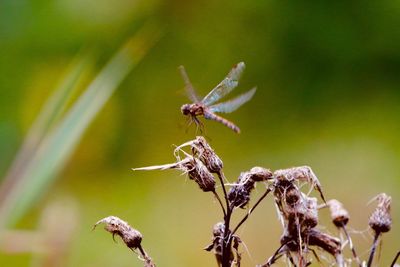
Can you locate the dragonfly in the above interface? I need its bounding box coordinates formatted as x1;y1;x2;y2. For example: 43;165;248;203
179;62;256;133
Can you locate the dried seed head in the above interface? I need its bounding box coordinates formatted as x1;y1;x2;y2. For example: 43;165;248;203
248;167;273;182
228;167;272;208
94;216;143;250
193;136;223;173
327;199;350;227
304;197;318;228
182;158;216;192
213;221;225;237
228;171;255;208
284;186;301;207
274;166;325;202
307;228;341;257
369;193;392;234
133;156;215;192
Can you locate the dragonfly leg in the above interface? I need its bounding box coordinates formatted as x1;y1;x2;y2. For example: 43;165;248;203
193;115;205;134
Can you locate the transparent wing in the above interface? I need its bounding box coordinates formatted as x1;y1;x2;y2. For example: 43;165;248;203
208;87;256;113
201;62;245;106
179;65;200;103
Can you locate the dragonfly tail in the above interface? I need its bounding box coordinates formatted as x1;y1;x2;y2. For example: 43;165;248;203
204;111;240;133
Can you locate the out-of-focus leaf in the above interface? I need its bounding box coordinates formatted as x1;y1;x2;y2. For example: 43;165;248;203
0;23;161;228
0;55;89;200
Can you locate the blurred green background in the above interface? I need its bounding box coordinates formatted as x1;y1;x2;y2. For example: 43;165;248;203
0;0;399;266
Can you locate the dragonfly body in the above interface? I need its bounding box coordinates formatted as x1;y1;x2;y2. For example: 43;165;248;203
181;103;241;133
179;62;256;134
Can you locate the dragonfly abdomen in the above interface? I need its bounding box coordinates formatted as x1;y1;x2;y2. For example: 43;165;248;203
204;110;240;133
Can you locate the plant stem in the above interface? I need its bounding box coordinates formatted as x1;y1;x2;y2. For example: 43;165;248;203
137;244;156;267
232;187;271;235
367;232;380;267
260;242;286;267
213;190;226;218
390;251;400;267
341;223;361;267
216;170;233;267
217;171;230;212
221;204;233;267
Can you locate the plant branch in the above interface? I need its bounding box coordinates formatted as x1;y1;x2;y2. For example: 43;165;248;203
367;232;380;267
213;190;226;218
341;223;361;267
232;187;272;235
390;251;400;267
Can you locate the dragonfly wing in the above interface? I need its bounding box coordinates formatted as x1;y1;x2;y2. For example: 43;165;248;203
208;87;256;113
201;62;245;106
179;65;200;102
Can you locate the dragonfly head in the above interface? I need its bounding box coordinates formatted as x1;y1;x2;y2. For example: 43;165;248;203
181;104;191;115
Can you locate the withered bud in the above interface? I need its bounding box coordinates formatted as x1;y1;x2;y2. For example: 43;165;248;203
327;199;350;227
133;156;215;192
204;222;233;266
182;158;216;192
307;228;341;257
212;221;225;237
369;193;392;234
248;167;273;182
94;216;143;250
284;186;301;207
274;166;325;202
228;167;272;208
304;197;318;228
192;136;223;173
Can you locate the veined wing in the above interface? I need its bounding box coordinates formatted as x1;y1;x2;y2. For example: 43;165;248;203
208;87;256;113
201;62;245;106
179;65;200;103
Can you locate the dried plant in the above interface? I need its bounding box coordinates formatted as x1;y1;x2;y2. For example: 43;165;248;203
94;216;155;267
129;135;395;267
94;64;396;267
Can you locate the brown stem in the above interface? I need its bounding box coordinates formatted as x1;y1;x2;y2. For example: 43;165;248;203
217;171;230;212
213;190;226;218
232;187;272;235
260;241;287;267
367;232;380;267
217;170;233;267
221;205;233;267
390;251;400;267
341;224;361;267
137;244;155;267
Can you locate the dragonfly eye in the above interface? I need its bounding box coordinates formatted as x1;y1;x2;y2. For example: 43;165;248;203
181;104;190;115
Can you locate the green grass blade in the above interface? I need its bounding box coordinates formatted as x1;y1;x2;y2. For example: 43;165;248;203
0;23;161;228
0;56;89;215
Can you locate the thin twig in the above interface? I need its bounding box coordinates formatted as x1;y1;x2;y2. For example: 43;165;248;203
367;232;380;267
232;187;272;235
213;190;226;218
260;241;287;267
217;171;230;212
390;251;400;267
137;244;155;267
341;223;361;267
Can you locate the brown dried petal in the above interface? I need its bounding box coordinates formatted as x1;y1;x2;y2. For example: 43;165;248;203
369;193;392;233
327;199;350;227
